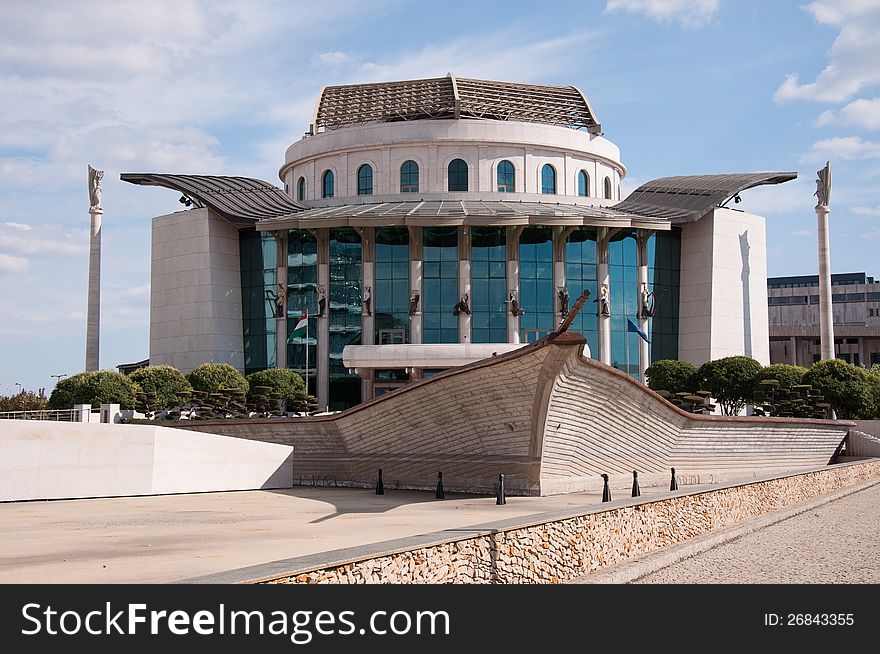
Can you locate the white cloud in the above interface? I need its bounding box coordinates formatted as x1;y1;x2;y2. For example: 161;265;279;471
853;205;880;216
774;1;880;103
2;222;31;231
313;51;353;66
737;177;814;216
0;229;87;256
0;254;27;273
604;0;720;27
792;229;813;236
814;97;880;130
800;136;880;163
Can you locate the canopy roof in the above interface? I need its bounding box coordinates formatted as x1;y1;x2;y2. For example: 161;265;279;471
312;73;602;134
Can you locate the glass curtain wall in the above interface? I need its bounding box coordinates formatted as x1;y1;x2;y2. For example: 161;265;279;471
608;231;638;377
519;227;554;342
565;229;599;356
423;227;459;343
286;229;317;396
329;228;362;410
647;230;681;362
471;226;507;343
239;230;277;374
375;227;410;344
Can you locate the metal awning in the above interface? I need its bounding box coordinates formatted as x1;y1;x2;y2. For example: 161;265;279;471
120;173;307;224
615;172;797;224
254;199;669;231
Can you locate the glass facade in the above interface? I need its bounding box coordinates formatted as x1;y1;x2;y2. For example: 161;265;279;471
497;160;515;192
608;231;639;377
471;226;507;343
239;229;277;375
357;164;373;196
322;170;334;198
519;227;554;343
646;230;681;362
329;228;362;410
541;164;556;194
423;226;459;343
448;159;468;191
565;229;599;356
400;160;419;193
375;227;410;344
578;170;589;197
286;229;317;396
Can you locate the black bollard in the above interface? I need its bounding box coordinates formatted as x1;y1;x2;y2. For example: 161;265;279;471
601;473;612;502
435;471;445;500
496;474;506;505
631;470;640;498
670;467;678;491
375;468;384;495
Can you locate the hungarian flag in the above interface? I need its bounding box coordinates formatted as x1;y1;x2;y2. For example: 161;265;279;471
290;315;308;340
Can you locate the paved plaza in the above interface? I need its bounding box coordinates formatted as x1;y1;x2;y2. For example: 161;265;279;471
635;483;880;584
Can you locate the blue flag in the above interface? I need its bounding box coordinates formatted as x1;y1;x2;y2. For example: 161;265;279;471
627;318;650;344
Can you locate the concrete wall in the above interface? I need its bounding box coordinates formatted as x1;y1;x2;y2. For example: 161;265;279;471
176;335;848;497
150;207;244;373
0;421;293;502
678;208;769;366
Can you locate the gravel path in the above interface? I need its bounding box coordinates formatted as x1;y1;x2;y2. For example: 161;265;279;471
635;483;880;584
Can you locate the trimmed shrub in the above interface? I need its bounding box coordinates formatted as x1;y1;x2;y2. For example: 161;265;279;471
752;363;807;391
645;359;697;395
694;356;763;416
128;365;192;408
186;362;249;395
803;359;877;420
246;368;306;406
48;371;139;409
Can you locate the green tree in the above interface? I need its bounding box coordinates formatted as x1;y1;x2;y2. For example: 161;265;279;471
48;371;139;409
694;356;763;416
752;363;807;391
186;363;249;395
804;359;877;419
645;359;698;395
129;365;192;408
0;389;49;412
246;368;306;405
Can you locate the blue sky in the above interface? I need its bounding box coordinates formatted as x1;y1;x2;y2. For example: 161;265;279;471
1;0;879;394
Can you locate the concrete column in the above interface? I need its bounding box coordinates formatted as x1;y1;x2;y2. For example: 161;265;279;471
858;338;866;368
408;227;423;344
85;208;102;371
458;226;471;343
360;228;374;403
552;226;574;327
636;232;652;383
314;229;330;410
817;204;834;361
274;230;288;369
789;336;797;366
507;226;524;344
597;228;612;366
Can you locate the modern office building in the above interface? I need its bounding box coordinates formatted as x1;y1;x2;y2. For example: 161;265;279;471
768;272;880;367
124;74;794;410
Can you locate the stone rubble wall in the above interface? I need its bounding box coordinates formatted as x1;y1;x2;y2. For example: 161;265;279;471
263;460;880;584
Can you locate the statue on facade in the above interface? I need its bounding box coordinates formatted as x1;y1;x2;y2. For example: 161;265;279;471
265;284;287;318
640;282;655;319
509;291;524;317
362;285;372;316
557;286;569;317
815;160;832;208
317;285;327;317
452;293;471;316
595;283;610;317
88;164;104;212
409;290;420;317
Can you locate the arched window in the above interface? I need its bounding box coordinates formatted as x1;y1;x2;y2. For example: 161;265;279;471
497;160;515;193
297;177;306;201
577;170;589;197
357;164;373;196
604;176;612;200
400;160;419;193
447;159;468;191
541;164;556;195
322;170;334;198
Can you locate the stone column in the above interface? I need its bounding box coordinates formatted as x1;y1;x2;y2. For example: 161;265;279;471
408;226;423;345
636;231;653;383
816;162;834;361
597;228;612;366
552;226;575;327
85;165;104;372
789;336;797;366
274;230;288;369
359;228;375;402
314;229;330;410
507;226;524;344
458;226;471;343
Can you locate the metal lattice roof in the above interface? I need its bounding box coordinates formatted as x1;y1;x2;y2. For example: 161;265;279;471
254;200;667;230
120;173;307;224
615;172;797;224
312;74;602;134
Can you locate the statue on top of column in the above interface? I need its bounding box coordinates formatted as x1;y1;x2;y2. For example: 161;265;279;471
509;291;524;317
362;285;372;316
452;294;471;316
640;283;655;319
88;164;104;212
317;285;327;317
595;283;610;317
409;290;420;317
815;160;832;208
557;286;569;317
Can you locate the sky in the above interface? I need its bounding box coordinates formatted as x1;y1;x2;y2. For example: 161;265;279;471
1;0;879;394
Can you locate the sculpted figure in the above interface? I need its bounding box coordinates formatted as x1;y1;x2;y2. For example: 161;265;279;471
640;282;655;319
452;293;471;316
317;285;327;317
815;160;832;208
362;285;372;316
509;291;524;317
409;290;420;317
88;165;104;212
598;284;610;317
557;286;569;317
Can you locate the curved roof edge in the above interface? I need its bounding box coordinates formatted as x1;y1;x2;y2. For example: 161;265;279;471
614;172;797;224
120;173;306;224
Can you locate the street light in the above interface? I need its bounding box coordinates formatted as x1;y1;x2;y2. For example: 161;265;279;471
50;374;67;382
14;382;22;394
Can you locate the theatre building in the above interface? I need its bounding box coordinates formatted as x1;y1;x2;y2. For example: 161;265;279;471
123;74;795;411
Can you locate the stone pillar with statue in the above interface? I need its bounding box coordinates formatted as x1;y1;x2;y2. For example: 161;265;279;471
815;161;834;361
85;165;104;372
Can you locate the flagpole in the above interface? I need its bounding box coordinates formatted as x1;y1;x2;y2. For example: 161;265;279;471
305;310;309;395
